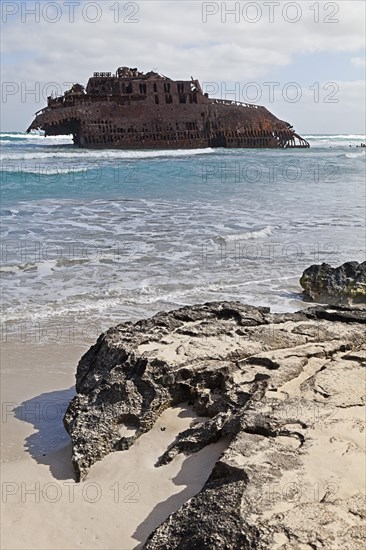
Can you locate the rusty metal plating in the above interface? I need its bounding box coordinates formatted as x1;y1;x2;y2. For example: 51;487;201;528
27;67;310;149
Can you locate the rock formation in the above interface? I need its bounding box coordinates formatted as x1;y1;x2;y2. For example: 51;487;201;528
300;261;366;305
64;302;366;549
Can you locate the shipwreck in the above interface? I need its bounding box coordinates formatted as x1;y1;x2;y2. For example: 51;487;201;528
27;67;310;149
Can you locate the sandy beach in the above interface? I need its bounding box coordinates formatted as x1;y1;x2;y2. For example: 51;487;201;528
1;339;228;549
1;300;366;549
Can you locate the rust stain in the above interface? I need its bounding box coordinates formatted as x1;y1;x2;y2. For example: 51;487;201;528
27;67;310;149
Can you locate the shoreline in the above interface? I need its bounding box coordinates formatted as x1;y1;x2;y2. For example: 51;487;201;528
1;299;365;549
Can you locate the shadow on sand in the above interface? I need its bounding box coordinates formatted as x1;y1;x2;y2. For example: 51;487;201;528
13;386;76;480
132;439;227;548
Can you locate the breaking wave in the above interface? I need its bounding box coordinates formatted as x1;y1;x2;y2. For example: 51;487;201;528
217;226;275;243
304;134;366;148
1;148;215;161
0;165;91;175
304;134;365;139
345;151;366;159
0;132;72;141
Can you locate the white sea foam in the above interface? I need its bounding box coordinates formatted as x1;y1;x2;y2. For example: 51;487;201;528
0;132;41;139
0;165;90;175
304;135;366;148
0;270;304;324
345;151;366;159
304;134;366;140
0;148;215;161
0;132;72;141
217;226;274;242
2;132;365;325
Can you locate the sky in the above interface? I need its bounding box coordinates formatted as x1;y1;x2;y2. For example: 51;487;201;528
1;0;365;133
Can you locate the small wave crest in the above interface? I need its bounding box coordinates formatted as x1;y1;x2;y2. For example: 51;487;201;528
0;132;72;141
304;135;366;149
304;134;365;139
0;165;92;175
217;226;274;243
345;151;366;159
1;148;215;162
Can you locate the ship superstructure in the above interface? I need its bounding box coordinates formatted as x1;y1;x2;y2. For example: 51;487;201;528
27;67;309;149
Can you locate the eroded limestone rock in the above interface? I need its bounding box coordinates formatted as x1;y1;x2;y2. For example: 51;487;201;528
63;302;366;549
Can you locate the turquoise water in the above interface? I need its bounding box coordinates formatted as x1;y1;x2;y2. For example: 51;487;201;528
1;132;365;331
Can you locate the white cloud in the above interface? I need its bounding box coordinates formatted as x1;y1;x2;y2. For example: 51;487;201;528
351;57;366;68
1;0;365;131
2;1;365;80
270;80;366;134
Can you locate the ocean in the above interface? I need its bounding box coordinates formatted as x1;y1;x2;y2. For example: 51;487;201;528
1;132;365;341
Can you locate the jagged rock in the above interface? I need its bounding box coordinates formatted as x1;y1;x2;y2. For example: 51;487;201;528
300;261;366;304
63;302;366;549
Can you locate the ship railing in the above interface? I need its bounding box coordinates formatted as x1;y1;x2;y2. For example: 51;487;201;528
34;105;56;115
93;72;112;77
210;98;259;109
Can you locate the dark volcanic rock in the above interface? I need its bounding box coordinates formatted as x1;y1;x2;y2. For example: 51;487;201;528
63;301;366;549
300;261;366;304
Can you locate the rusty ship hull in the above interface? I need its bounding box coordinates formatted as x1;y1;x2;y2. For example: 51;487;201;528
27;67;309;149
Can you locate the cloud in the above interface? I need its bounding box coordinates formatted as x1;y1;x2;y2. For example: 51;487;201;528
2;1;365;80
351;57;366;68
1;0;365;131
271;80;366;134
